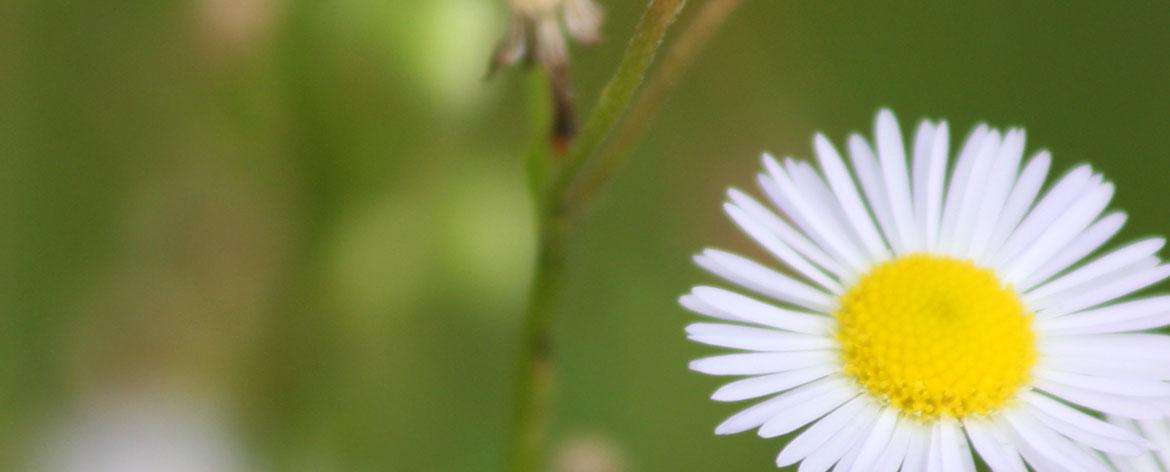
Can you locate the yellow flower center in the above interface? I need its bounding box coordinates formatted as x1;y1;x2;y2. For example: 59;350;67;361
835;254;1036;419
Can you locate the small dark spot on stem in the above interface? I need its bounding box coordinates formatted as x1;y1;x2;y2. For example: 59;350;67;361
549;66;576;155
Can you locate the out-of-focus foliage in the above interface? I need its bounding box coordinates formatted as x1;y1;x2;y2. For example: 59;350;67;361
2;0;1169;470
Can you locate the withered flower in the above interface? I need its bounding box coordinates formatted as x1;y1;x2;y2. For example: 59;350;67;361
489;0;604;153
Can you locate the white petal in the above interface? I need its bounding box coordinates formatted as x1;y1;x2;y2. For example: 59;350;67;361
925;421;944;472
962;418;1027;472
984;150;1052;257
1048;332;1170;356
1032;369;1170;398
967;128;1025;259
1023;401;1148;455
845;407;899;472
832;437;865;472
1048;313;1170;336
1037;295;1170;335
1147;398;1170;416
1024;391;1151;444
1137;419;1170;469
757;172;856;279
993;165;1094;267
872;421;915;472
1001;181;1115;285
1008;424;1071;472
787;159;871;263
686;323;836;352
758;387;861;438
875;109;920;251
937;124;989;255
899;422;931;472
713;375;847;435
694;250;834;312
1040;335;1170;372
1017;212;1126;292
688;286;833;334
1038;263;1170;317
956;429;977;472
1025;238;1165;303
911;120;935;251
814;134;890;262
1063;313;1170;335
1038;354;1170;380
724;203;844;293
795;403;879;472
1033;378;1166;419
1034;257;1161;316
1003;409;1110;471
848;134;902;254
689;350;837;376
1039;295;1170;329
727;188;849;277
679;293;739;322
923;122;950;251
1106;451;1163;472
762;156;868;272
946;129;1002;256
710;364;836;402
1104;416;1164;472
776;397;873;467
939;420;970;472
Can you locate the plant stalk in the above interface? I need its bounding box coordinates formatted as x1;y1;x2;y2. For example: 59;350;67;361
506;217;568;472
505;1;708;470
570;0;743;214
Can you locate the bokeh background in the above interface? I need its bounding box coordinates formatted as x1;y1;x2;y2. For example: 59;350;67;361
3;0;1170;470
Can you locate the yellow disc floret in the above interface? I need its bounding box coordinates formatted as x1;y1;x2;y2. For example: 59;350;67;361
836;254;1036;419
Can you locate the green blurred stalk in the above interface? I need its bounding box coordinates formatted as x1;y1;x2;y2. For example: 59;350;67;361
507;1;687;471
573;0;743;213
546;0;688;209
507;219;567;472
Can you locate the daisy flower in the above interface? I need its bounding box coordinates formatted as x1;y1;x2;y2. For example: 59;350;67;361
682;109;1170;471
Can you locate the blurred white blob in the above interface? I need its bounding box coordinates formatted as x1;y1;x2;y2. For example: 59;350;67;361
494;0;604;72
195;0;284;61
553;433;627;472
41;388;249;472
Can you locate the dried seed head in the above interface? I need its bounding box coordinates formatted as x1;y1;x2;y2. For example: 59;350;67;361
563;0;604;45
488;0;604;152
488;0;604;75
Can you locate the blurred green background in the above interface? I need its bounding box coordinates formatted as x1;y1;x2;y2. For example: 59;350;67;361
3;0;1170;470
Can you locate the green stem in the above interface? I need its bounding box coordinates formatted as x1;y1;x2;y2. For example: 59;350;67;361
507;1;688;471
571;0;742;215
506;219;567;472
547;0;687;210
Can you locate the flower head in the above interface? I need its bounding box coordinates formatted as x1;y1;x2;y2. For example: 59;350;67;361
683;109;1170;470
487;0;605;152
489;0;604;75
